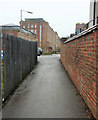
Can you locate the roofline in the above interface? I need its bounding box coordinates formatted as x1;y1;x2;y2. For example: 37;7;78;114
0;25;36;36
25;18;45;21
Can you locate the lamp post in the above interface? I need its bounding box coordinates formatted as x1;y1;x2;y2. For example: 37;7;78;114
20;10;33;39
20;10;33;28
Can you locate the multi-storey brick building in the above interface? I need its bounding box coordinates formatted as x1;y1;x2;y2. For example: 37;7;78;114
20;18;60;53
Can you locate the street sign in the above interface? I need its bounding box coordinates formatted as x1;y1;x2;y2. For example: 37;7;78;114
59;39;61;42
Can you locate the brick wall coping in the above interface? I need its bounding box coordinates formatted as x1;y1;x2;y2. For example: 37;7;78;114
64;24;98;44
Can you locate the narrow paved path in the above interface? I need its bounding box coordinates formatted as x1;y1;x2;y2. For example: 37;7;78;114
3;55;86;118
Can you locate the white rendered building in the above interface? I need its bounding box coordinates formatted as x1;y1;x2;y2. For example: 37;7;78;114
89;0;98;27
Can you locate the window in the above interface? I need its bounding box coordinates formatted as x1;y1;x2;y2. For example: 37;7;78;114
31;30;33;33
28;24;29;28
35;24;37;28
35;30;37;34
31;24;33;28
40;25;42;46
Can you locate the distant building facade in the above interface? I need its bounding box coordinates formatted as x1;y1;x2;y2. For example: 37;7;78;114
55;32;61;52
89;0;98;27
75;23;86;34
0;25;36;42
20;18;60;53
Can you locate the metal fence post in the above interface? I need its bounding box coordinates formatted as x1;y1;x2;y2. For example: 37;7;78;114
86;23;89;29
97;16;98;24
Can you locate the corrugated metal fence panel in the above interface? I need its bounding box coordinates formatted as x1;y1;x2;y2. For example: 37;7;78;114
3;34;11;98
3;34;37;99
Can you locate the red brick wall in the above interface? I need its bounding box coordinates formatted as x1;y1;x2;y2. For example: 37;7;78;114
60;27;98;119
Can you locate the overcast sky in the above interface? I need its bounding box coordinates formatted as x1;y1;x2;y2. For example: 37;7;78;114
0;0;90;37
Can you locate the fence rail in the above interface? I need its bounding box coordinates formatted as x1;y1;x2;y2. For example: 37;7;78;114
2;33;37;99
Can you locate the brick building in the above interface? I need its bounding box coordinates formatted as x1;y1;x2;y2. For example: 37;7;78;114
20;18;60;53
75;23;86;34
55;32;61;52
0;25;36;42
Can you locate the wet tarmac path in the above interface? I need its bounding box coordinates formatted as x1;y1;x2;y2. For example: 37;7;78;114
3;55;86;118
